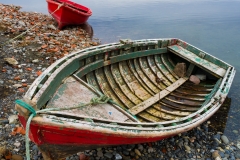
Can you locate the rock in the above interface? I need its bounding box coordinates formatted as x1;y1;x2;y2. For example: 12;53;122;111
189;75;200;85
104;152;113;159
235;151;240;159
134;148;141;156
32;59;39;63
237;142;240;149
18;21;25;27
233;130;238;134
184;145;191;153
13;84;22;88
13;142;21;147
48;24;57;30
115;153;122;160
11;155;23;160
97;150;103;157
173;63;186;78
212;151;221;159
0;146;7;157
221;135;229;144
4;58;18;65
137;144;143;151
8;115;18;124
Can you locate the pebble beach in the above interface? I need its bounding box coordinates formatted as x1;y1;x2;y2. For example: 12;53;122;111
0;3;240;160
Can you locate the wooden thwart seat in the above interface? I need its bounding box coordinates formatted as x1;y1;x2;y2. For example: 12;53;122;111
128;77;188;115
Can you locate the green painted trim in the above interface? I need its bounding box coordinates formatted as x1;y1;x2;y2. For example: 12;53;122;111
110;48;167;64
36;59;80;108
75;48;167;78
177;40;228;70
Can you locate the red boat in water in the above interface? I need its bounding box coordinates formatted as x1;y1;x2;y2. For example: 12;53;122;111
46;0;92;29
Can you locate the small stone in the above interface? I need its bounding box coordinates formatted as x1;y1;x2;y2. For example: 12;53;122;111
48;24;57;30
115;153;122;160
97;151;103;157
32;59;39;63
147;147;154;153
189;75;200;85
4;58;18;65
212;150;221;159
12;155;23;160
138;144;143;151
18;21;26;27
104;152;113;159
8;115;18;124
221;135;229;144
13;142;21;147
184;145;191;153
134;149;141;156
237;142;240;149
235;151;240;159
0;146;7;156
233;130;238;134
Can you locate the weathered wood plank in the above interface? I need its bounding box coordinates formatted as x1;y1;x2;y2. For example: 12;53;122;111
104;66;135;109
133;59;160;93
161;53;179;79
128;77;188;115
168;45;226;78
154;55;177;83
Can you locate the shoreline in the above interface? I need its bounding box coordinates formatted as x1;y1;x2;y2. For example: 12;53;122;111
0;3;240;160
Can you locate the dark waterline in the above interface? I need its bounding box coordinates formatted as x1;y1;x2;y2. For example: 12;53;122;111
1;0;240;140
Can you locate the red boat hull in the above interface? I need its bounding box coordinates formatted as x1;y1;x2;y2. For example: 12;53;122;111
46;0;92;29
18;115;172;159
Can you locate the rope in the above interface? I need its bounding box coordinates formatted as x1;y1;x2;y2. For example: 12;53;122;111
1;3;64;47
15;95;112;160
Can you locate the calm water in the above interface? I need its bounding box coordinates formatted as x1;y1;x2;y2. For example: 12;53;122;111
1;0;240;140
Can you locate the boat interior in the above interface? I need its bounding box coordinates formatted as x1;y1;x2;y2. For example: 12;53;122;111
44;50;219;124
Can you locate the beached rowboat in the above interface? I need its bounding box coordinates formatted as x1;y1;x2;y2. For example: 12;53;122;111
15;39;235;159
46;0;92;29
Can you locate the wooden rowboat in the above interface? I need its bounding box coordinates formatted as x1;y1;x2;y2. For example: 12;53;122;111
46;0;92;29
15;39;235;159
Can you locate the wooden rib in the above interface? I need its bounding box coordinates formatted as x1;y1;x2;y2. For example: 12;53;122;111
154;55;177;83
104;66;135;109
165;96;202;107
95;68;125;107
161;99;199;111
111;63;142;105
180;84;213;92
128;77;188;115
161;53;179;79
176;87;210;96
139;57;166;90
111;63;167;122
147;56;172;86
146;106;181;120
133;59;160;93
122;59;185;120
86;72;101;91
138;112;163;122
170;92;205;101
127;60;155;96
154;103;192;117
167;54;176;67
119;61;152;101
